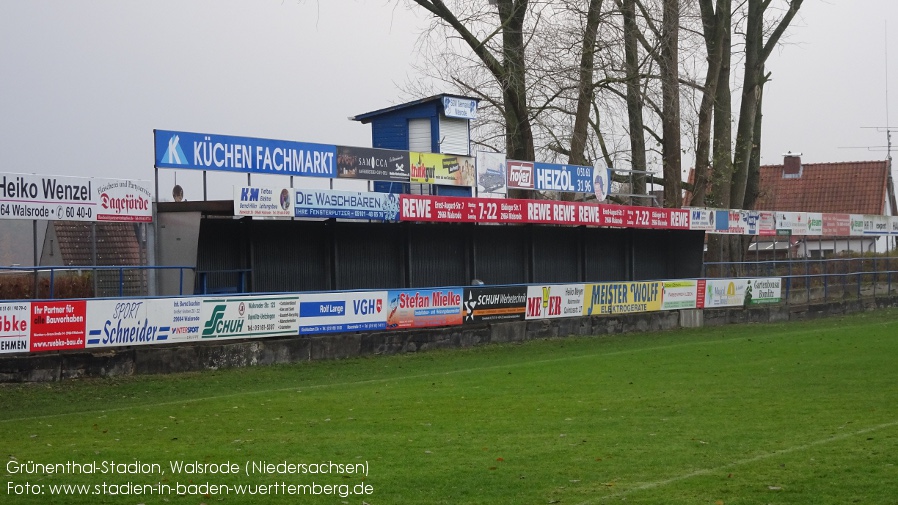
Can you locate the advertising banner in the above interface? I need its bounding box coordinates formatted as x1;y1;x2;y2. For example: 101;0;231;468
593;166;611;201
758;211;777;236
409;152;476;187
583;281;663;316
891;216;898;235
701;279;749;308
863;214;890;235
724;210;758;235
475;152;508;195
823;213;851;236
200;295;299;340
776;212;807;235
506;160;534;190
298;291;388;334
462;286;527;324
295;189;400;221
85;299;172;348
849;215;866;236
745;278;782;304
688;208;715;231
806;212;823;235
621;207;690;229
386;288;464;328
94;179;153;222
170;297;202;341
525;284;585;320
154;130;336;178
660;280;698;310
336;146;410;182
30;300;86;352
0;173;96;221
533;162;594;193
442;96;478;119
0;302;30;354
234;186;293;217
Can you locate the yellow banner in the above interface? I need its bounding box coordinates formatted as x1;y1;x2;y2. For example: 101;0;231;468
409;152;475;186
582;281;663;316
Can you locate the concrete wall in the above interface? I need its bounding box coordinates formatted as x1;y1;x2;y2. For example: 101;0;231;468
2;297;895;383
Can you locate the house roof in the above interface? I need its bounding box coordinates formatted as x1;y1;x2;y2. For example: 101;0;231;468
54;222;143;266
754;160;891;215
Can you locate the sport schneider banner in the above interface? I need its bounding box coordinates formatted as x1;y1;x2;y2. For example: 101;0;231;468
154;130;336;178
0;302;30;354
295;189;400;221
234;186;293;217
86;299;174;348
582;281;663;316
29;300;86;352
297;291;387;334
200;295;299;340
525;284;585;319
386;289;464;328
462;286;527;324
336;146;410;182
399;194;689;229
410;152;476;187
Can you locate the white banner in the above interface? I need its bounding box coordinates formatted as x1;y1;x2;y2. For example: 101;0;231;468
298;291;387;334
0;302;30;354
525;284;585;319
234;186;293;217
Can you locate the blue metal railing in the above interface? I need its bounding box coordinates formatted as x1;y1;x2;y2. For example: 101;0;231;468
0;265;195;299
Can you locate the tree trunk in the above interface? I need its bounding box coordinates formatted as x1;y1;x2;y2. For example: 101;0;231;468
660;0;682;207
622;0;647;200
690;0;730;207
569;0;604;168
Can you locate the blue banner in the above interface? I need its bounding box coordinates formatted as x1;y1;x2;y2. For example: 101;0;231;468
533;163;594;193
154;130;336;178
294;189;400;221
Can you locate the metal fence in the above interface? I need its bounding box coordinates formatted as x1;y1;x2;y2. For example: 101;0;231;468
0;266;194;300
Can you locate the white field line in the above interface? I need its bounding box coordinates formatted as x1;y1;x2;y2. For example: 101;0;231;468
2;317;895;424
581;419;898;504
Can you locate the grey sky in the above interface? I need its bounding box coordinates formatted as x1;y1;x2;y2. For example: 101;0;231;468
1;1;896;201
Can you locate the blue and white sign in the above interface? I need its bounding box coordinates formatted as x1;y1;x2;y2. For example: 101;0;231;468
154;130;336;178
533;163;594;193
442;97;478;120
593;165;610;201
85;299;172;348
294;189;400;221
298;291;388;334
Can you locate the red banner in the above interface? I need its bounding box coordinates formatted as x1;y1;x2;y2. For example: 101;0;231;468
30;300;86;352
399;195;690;230
822;213;851;236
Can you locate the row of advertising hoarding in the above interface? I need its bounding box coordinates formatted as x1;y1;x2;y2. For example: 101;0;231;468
154;130;603;196
232;189;898;238
0;278;781;355
0;172;154;223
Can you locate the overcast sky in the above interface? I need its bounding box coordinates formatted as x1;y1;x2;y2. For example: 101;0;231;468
1;0;896;201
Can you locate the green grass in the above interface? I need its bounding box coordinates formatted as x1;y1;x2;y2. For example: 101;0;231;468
2;310;898;504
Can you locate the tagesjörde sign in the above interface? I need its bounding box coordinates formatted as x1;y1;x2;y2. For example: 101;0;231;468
0;173;153;223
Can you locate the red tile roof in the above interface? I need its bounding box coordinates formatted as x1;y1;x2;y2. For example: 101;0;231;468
754;160;890;215
54;222;143;266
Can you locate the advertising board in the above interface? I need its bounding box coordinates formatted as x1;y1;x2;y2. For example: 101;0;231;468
298;291;388;334
386;289;464;328
336;146;410;182
525;284;585;320
409;152;475;186
234;186;293;217
660;280;698;310
30;300;86;352
582;281;663;315
294;189;400;221
462;286;527;324
200;295;298;340
0;302;30;354
85;299;172;348
154;130;336;178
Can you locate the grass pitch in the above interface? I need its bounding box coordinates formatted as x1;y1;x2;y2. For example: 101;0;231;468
2;310;898;504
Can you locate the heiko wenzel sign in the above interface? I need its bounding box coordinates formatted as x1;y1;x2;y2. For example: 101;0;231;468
154;130;336;178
